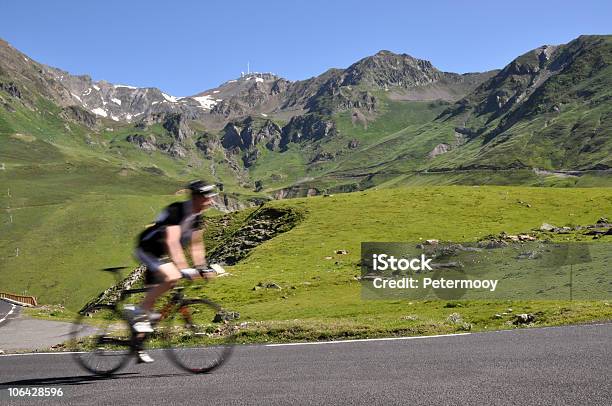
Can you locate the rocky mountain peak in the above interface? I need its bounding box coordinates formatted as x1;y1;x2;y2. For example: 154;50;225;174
341;50;442;88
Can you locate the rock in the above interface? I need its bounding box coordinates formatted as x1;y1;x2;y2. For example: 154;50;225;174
428;143;451;158
335;249;348;255
280;113;337;149
540;223;555;232
517;251;542;260
213;310;240;323
62;105;97;128
401;315;418;321
324;256;333;260
518;234;536;241
424;239;439;245
446;312;463;324
513;313;535;325
254;281;282;290
126;134;157;151
0;349;4;355
596;217;609;224
348;139;359;149
493;314;503;319
583;229;607;236
478;239;508;249
460;322;473;331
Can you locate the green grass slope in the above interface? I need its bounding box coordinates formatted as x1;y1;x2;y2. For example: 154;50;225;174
18;186;612;342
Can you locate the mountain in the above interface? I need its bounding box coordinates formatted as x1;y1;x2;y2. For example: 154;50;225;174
1;35;610;204
430;35;612;172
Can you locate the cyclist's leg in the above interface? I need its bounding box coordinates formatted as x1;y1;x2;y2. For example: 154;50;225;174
141;262;181;312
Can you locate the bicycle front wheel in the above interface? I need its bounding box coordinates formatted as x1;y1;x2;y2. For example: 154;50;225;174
69;305;133;376
160;298;236;373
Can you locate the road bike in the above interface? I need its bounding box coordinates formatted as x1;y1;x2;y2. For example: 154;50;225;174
70;266;236;376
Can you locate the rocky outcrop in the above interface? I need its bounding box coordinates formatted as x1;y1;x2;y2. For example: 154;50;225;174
208;206;304;265
61;105;97;128
0;81;21;98
280;113;337;150
161;113;193;141
79;266;146;315
341;50;443;88
126;134;157;151
428;143;451;158
221;116;282;167
222;117;282;152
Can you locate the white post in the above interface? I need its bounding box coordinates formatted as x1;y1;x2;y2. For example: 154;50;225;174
15;248;19;257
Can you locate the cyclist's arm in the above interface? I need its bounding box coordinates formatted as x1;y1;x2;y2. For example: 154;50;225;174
165;225;189;269
191;229;206;268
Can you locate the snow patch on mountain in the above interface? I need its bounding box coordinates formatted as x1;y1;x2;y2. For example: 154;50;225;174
91;107;108;117
111;98;122;105
162;93;180;103
193;95;218;109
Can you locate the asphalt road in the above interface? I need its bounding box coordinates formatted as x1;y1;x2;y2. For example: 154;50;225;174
0;300;19;327
0;323;610;405
0;300;86;352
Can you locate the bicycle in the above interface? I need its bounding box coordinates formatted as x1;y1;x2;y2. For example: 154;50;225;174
69;266;236;376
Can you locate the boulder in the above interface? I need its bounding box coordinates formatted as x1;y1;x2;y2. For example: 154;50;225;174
540;223;555;232
513;313;535;325
446;312;463;324
213;310;240;323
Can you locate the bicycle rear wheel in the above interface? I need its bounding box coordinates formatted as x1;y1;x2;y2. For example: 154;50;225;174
69;305;133;376
160;298;236;373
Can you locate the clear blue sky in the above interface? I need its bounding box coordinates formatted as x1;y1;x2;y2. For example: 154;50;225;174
1;0;610;96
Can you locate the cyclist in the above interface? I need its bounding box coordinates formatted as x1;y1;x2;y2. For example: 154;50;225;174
128;180;218;363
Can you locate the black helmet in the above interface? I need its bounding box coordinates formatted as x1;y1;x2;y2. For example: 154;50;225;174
188;180;218;198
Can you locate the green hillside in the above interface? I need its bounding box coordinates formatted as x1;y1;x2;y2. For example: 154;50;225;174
8;186;612;311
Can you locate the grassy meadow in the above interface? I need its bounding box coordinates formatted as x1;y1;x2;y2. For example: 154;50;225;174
21;185;612;343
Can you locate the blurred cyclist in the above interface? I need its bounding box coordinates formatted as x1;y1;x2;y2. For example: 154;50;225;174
128;180;218;363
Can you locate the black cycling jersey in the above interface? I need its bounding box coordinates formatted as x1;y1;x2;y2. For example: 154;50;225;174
137;201;204;257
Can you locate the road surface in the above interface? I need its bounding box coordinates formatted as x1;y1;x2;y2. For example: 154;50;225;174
0;323;610;405
0;300;87;352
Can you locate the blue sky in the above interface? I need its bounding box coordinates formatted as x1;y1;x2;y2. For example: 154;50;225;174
1;0;610;96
